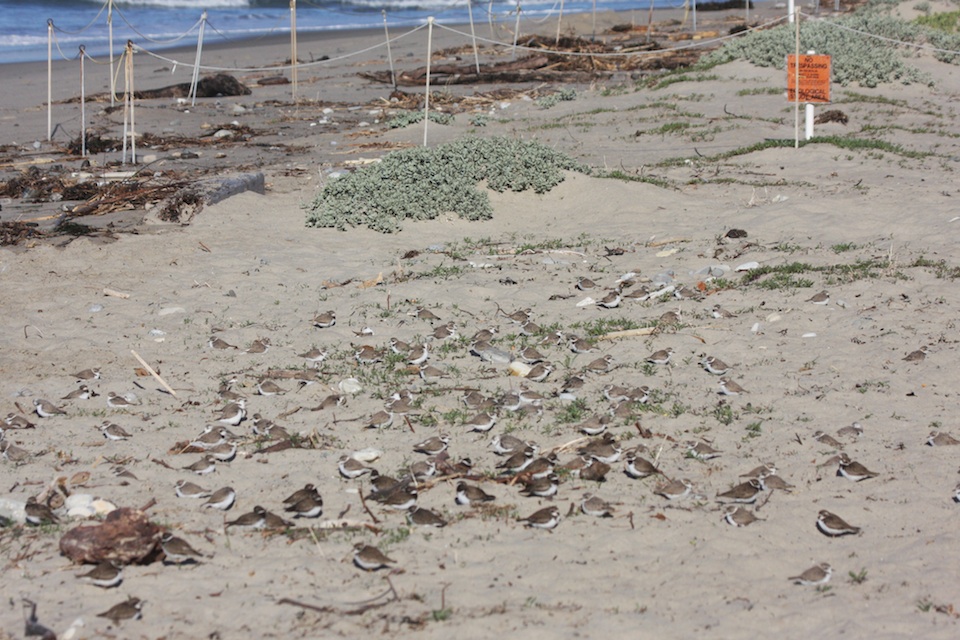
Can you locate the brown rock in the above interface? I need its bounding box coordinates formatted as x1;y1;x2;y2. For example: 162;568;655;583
59;507;160;565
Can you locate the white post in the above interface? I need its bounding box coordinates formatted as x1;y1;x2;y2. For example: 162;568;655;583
488;0;495;40
692;0;697;33
646;0;654;43
788;0;795;23
80;46;87;157
555;0;564;46
290;0;298;103
189;11;207;107
793;8;800;148
805;49;815;140
512;2;521;60
108;0;115;107
47;20;53;142
122;41;136;164
423;17;433;147
745;0;749;23
591;0;597;41
467;1;481;74
383;11;397;90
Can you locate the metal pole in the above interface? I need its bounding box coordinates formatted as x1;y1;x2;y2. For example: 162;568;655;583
512;2;521;60
467;1;481;74
290;0;298;103
423;17;434;147
592;0;596;41
189;11;207;107
80;45;87;157
793;8;800;148
692;0;697;33
805;49;815;140
383;11;397;91
555;0;565;45
47;20;53;141
108;0;115;106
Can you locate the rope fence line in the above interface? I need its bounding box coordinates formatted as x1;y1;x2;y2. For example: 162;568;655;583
112;6;204;46
43;3;960;153
130;22;429;73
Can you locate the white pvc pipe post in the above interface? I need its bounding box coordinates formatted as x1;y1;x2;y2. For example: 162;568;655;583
47;20;53;141
290;0;298;103
382;11;398;91
467;0;481;74
646;0;654;43
555;0;564;46
512;2;521;60
122;40;136;164
189;11;207;107
788;0;795;23
692;0;697;33
488;0;495;40
423;17;433;147
805;49;815;140
793;8;799;148
745;0;750;23
80;45;87;157
591;0;597;41
108;0;115;106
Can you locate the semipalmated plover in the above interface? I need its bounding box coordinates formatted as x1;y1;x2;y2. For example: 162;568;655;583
816;509;861;537
789;562;832;586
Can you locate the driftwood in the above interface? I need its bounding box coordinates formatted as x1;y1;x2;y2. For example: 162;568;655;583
59;507;160;565
360;34;705;86
135;73;251;100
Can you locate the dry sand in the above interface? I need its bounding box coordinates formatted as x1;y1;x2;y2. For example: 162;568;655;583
2;3;960;638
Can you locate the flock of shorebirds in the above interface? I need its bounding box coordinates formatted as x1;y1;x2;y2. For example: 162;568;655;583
3;261;956;629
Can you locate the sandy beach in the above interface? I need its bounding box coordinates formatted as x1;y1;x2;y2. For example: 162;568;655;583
2;1;960;637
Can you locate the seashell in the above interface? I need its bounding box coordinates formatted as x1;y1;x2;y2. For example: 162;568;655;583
352;448;382;463
735;261;760;272
575;297;595;307
508;361;532;377
338;378;363;394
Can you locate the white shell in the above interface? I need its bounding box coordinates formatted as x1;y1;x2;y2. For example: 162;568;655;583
802;332;817;338
352;448;382;463
66;495;117;519
575;297;595;307
158;306;186;316
92;498;117;516
646;285;675;300
765;313;782;323
750;322;761;333
508;361;533;377
0;497;27;524
338;378;363;394
656;248;679;257
735;261;760;272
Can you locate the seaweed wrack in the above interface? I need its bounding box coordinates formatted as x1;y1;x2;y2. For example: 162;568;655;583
305;136;591;233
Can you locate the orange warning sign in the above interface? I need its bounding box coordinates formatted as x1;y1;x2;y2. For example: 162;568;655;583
787;54;831;103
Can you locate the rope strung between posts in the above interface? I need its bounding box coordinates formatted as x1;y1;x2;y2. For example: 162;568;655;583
49;0;109;35
799;10;960;56
113;6;204;45
131;22;428;73
433;12;790;59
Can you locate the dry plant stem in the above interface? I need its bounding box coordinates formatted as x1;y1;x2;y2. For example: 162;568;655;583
131;349;177;397
358;484;381;525
597;327;657;341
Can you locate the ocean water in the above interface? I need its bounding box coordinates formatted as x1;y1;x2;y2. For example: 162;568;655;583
0;0;688;64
